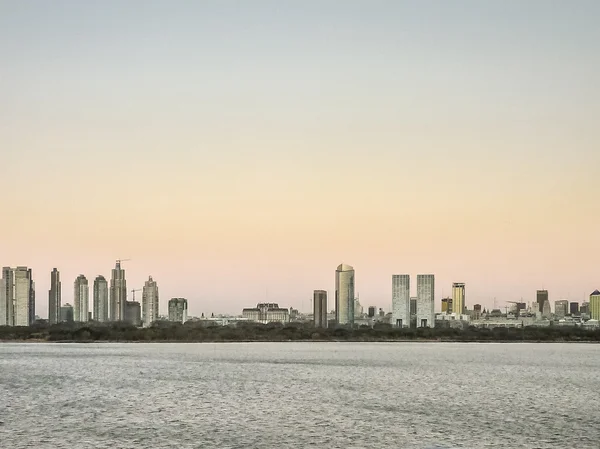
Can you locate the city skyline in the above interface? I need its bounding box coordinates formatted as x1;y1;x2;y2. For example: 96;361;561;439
1;1;599;317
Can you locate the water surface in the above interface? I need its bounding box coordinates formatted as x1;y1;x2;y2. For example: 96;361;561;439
1;342;598;448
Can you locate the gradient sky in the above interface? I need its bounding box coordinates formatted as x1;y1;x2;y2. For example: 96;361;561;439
1;0;599;318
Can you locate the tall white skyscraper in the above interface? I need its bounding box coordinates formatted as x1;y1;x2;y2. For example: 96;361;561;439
392;274;410;328
1;267;35;326
417;274;435;328
93;275;109;322
142;276;159;327
452;282;465;315
335;264;355;325
48;268;61;324
110;261;127;321
73;275;89;322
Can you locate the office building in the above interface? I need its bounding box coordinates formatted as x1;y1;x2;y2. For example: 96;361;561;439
542;300;551;319
110;261;127;321
581;302;590;315
536;290;548;313
416;274;435;328
0;267;35;326
48;268;61;325
93;275;109;322
335;264;355;325
569;302;579;315
60;303;74;323
410;297;417;316
392;274;410;328
590;290;600;321
354;297;363;318
554;300;569;318
125;301;141;326
168;298;188;323
473;304;482;320
452;283;466;314
242;303;289;323
441;297;452;313
73;275;89;322
142;276;159;327
367;306;376;317
313;290;327;328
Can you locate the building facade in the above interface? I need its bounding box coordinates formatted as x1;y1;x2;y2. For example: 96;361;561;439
392;274;410;328
441;297;452;313
313;290;328;328
142;276;159;327
125;301;141;326
48;268;61;325
93;275;109;322
335;264;355;326
0;267;35;326
590;290;600;321
570;302;579;315
168;298;188;323
410;297;417;316
536;290;548;313
242;303;289;324
73;275;89;322
60;303;74;323
452;283;466;314
554;300;569;318
416;274;435;328
110;261;127;321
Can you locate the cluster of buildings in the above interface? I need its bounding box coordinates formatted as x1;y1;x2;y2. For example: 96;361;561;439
0;262;189;327
2;261;599;330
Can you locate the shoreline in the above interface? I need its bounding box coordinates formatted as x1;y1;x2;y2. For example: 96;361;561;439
2;339;599;344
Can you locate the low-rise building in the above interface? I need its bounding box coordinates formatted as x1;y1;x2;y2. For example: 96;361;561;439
242;303;289;324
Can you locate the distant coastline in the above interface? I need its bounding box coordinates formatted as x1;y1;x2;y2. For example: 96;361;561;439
1;322;599;343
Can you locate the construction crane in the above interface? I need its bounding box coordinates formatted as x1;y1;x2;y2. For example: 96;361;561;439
116;258;131;265
131;288;142;302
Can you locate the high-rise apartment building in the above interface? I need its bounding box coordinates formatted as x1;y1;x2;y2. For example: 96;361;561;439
142;276;159;327
60;304;74;323
125;301;141;326
554;300;569;318
391;274;410;328
416;274;435;328
73;275;89;322
93;275;109;322
452;283;466;314
48;268;61;324
168;298;188;323
0;267;35;326
110;261;127;321
335;264;355;326
536;290;548;313
313;290;327;328
590;290;600;321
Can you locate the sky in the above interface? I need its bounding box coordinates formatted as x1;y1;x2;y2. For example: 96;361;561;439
1;0;599;318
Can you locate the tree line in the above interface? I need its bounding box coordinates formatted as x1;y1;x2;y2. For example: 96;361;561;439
1;321;599;342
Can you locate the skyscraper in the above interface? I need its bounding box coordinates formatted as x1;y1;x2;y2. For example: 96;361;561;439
391;274;410;328
313;290;327;328
452;283;466;315
93;275;109;322
335;264;355;326
0;267;35;326
536;290;548;313
110;261;127;321
569;302;579;315
168;298;188;323
73;275;89;322
590;290;600;321
48;268;61;325
142;276;159;327
416;274;435;328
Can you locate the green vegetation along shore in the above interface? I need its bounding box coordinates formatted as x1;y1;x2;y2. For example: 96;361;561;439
1;321;600;343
